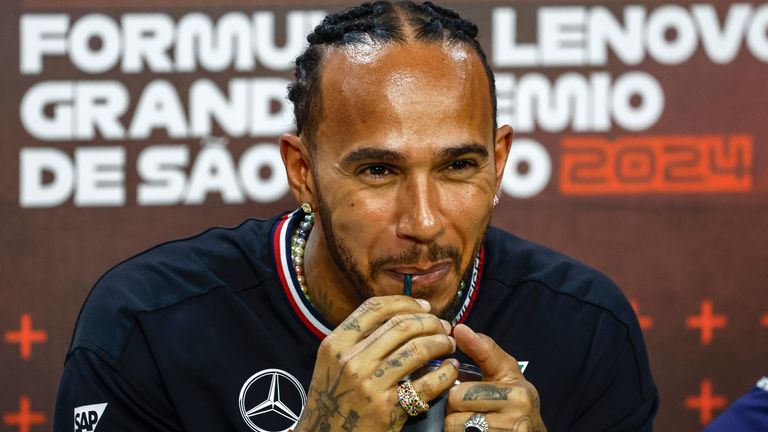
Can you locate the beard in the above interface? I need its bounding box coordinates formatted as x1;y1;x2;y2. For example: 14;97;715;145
315;186;486;320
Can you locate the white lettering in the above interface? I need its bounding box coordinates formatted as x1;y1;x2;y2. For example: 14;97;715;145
184;140;244;204
500;139;551;199
20;14;68;74
540;7;586;66
175;12;253;72
693;4;751;64
492;4;768;67
75;81;128;140
75;147;125;206
20;11;326;74
611;71;664;131
587;6;645;66
19;147;125;207
189;79;248;137
747;4;768;61
19;147;73;208
646;5;698;65
137;145;189;206
497;71;663;133
254;11;325;70
492;8;537;67
20;81;74;140
249;78;293;136
121;14;174;73
239;144;289;202
129;80;188;139
69;14;121;73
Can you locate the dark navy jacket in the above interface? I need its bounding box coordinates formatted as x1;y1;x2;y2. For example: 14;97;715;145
55;210;658;431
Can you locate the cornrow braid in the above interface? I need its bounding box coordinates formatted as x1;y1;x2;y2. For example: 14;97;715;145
287;0;496;146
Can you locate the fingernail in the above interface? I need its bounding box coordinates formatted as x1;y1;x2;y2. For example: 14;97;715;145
446;358;460;369
416;299;430;311
440;320;451;333
448;336;456;352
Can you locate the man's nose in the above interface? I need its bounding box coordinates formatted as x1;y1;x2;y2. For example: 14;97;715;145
395;176;444;243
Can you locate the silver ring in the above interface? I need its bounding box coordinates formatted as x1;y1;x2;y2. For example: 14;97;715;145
464;413;489;432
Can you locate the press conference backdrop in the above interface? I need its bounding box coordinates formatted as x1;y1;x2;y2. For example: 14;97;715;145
1;0;767;430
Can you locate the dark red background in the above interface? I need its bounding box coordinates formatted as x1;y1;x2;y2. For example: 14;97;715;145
1;1;767;431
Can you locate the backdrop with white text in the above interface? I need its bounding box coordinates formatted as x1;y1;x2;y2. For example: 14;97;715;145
2;1;767;431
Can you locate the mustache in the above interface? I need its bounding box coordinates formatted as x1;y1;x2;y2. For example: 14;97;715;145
369;243;462;278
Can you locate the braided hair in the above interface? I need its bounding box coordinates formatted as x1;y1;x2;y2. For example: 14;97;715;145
288;1;497;145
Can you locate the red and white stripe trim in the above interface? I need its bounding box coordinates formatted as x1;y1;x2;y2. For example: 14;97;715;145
273;210;483;339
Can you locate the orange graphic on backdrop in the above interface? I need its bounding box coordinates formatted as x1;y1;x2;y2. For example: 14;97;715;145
3;396;46;432
4;314;47;360
630;300;654;330
684;379;728;426
760;314;768;328
560;135;753;194
686;299;728;346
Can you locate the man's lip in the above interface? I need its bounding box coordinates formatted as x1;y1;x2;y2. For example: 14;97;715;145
384;261;452;276
383;262;452;286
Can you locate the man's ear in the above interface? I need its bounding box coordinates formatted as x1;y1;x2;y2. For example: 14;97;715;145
493;125;514;192
280;133;315;205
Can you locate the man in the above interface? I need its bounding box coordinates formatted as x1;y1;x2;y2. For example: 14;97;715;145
705;375;768;431
55;2;658;431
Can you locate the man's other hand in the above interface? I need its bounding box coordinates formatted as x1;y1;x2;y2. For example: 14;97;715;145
445;324;547;432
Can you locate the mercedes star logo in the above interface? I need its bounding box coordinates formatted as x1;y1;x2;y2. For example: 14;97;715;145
238;368;307;432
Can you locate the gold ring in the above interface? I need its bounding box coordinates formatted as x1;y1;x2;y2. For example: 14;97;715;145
397;380;430;416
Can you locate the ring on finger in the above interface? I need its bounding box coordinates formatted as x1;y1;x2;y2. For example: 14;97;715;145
464;413;489;432
397;380;429;416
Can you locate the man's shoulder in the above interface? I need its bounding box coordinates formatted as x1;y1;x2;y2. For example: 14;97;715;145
479;226;657;416
68;215;281;363
483;225;635;328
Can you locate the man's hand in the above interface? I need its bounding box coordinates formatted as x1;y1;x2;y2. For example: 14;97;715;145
293;296;460;432
445;324;547;432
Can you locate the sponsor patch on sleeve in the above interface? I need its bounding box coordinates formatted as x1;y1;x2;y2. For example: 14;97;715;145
74;403;107;432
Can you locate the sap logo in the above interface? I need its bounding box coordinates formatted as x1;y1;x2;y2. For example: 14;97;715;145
74;403;107;432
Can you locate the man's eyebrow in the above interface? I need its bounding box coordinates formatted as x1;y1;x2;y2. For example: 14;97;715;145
438;143;489;159
340;148;407;165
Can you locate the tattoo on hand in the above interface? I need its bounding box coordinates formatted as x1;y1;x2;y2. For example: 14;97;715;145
341;318;361;332
374;369;384;377
403;314;427;329
301;365;354;431
383;408;403;432
386;359;403;368
463;384;513;401
511;415;542;432
341;410;359;431
360;298;383;313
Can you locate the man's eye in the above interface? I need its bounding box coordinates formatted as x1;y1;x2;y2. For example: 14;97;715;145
362;165;391;177
447;160;476;170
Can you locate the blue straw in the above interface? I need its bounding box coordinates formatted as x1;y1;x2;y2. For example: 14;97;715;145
404;274;412;296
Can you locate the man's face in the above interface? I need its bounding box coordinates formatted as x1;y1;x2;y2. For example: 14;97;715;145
307;41;508;316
